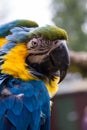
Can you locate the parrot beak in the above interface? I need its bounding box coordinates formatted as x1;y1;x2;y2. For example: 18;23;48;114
49;41;70;83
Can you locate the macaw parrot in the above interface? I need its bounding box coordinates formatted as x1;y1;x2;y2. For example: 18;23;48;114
0;20;70;130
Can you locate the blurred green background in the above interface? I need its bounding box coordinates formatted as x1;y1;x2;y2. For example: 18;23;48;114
51;0;87;51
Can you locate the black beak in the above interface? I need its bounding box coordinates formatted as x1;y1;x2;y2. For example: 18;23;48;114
49;42;70;83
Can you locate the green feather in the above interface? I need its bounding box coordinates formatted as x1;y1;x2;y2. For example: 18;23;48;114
10;20;39;28
0;20;38;37
28;25;68;40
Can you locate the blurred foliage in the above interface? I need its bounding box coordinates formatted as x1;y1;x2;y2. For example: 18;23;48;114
51;0;87;51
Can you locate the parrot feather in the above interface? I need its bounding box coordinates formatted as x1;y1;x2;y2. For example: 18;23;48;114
1;43;37;81
28;25;68;40
0;38;8;48
0;20;38;38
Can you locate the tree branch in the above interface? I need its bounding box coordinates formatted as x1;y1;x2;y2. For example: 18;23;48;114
70;51;87;76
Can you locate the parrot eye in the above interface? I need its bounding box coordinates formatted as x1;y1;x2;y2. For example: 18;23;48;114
27;38;38;49
31;41;38;47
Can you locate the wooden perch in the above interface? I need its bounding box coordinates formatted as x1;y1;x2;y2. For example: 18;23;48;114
69;51;87;76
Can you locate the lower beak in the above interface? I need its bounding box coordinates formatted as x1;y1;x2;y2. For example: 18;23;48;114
50;42;70;83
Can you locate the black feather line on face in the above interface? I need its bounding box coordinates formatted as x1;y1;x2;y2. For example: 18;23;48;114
27;50;49;56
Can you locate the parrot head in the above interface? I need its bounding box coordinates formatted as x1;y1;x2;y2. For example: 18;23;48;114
25;25;70;83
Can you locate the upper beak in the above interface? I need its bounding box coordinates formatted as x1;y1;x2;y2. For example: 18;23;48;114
50;41;70;83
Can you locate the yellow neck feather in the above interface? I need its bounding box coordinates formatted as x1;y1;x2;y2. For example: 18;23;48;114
45;76;60;97
1;43;37;81
0;38;8;48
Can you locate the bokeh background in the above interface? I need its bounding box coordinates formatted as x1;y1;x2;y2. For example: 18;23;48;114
0;0;87;130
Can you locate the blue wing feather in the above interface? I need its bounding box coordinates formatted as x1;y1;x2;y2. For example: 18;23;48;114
0;19;38;38
0;76;50;130
11;98;23;115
